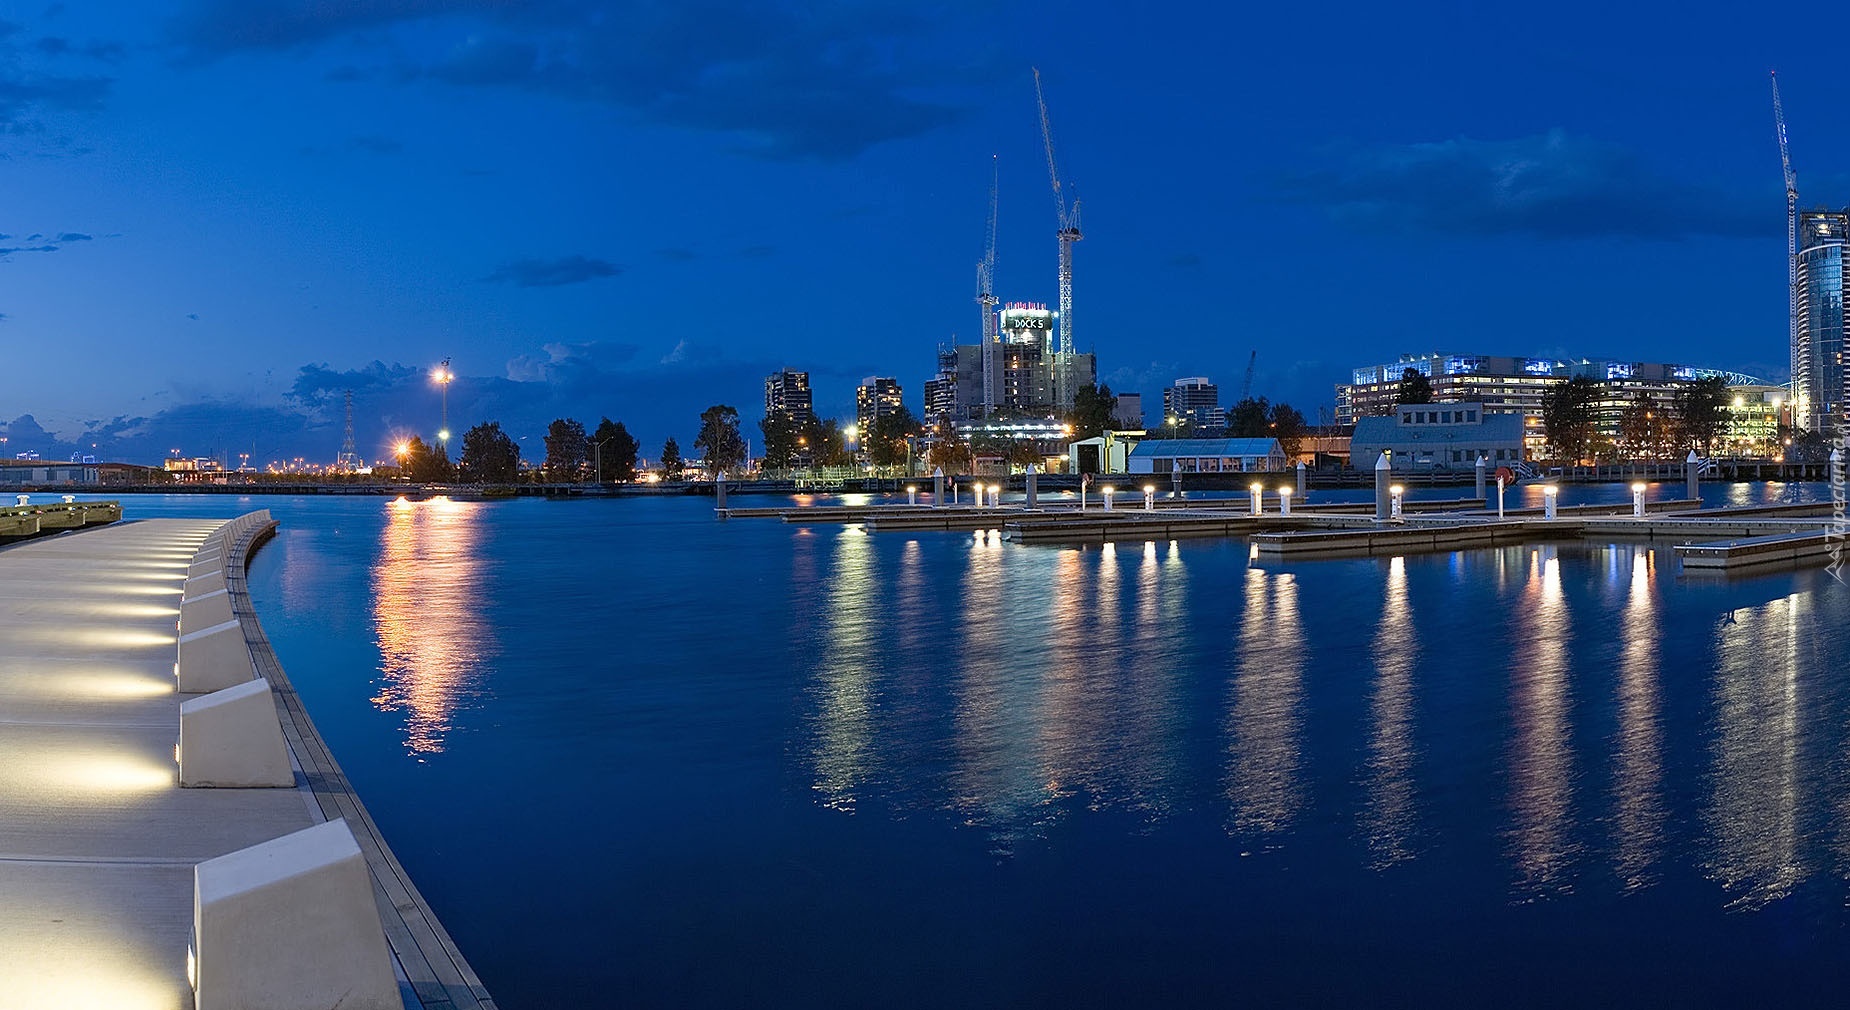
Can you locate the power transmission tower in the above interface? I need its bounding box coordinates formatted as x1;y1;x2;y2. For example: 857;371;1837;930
338;389;364;471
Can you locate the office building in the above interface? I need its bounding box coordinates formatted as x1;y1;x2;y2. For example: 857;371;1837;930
1162;377;1225;434
763;369;816;425
1113;392;1144;429
856;376;904;437
1796;210;1849;434
937;302;1097;423
1350;402;1527;471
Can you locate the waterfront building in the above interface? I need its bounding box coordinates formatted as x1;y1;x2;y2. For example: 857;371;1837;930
1336;353;1765;454
0;460;99;485
1112;392;1144;429
922;348;959;430
1795;210;1848;434
1721;384;1787;457
938;303;1097;423
856;376;905;438
1350;402;1527;472
1126;437;1286;474
1163;377;1225;434
763;369;816;426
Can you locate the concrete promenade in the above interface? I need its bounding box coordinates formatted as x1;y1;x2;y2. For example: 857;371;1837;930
0;515;492;1009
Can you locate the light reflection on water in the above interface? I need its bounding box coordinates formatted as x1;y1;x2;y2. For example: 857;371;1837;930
1225;567;1305;837
370;496;493;756
1507;547;1578;896
1361;555;1417;866
811;527;877;812
1611;547;1664;891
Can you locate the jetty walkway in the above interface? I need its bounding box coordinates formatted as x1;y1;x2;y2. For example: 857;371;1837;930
0;509;492;1009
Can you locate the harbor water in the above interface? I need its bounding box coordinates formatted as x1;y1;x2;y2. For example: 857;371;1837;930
89;486;1850;1006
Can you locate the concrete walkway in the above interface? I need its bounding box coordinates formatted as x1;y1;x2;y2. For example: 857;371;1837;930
0;517;494;1009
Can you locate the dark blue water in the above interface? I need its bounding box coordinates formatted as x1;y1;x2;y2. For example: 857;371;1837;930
80;486;1850;1007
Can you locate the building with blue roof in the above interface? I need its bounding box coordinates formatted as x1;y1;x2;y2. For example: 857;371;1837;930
1126;438;1286;474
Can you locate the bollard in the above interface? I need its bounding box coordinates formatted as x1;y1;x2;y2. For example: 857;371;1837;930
933;467;945;508
1295;459;1307;499
1170;466;1182;498
1143;484;1155;511
907;484;917;506
1543;485;1559;520
1025;465;1039;509
1102;485;1115;511
714;473;727;513
1632;481;1646;519
1374;452;1392;521
1249;481;1263;516
1497;476;1507;519
1278;486;1293;516
1390;484;1405;521
13;494;26;506
61;494;74;504
1475;454;1487;503
1685;450;1700;502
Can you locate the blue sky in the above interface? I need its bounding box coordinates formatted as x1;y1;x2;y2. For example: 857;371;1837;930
1;0;1845;465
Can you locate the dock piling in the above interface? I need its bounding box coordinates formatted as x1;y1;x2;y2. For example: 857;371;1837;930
1025;465;1038;508
1475;454;1487;503
1543;485;1559;520
1296;460;1307;499
1685;451;1700;501
1374;453;1391;521
1279;485;1293;516
1249;481;1263;516
933;467;944;507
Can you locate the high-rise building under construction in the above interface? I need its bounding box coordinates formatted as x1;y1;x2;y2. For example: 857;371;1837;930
1795;210;1849;435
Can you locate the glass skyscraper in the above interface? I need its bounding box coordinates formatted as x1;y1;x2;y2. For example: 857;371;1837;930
1796;210;1849;435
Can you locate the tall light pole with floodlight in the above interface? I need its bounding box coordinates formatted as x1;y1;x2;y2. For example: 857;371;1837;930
432;359;454;448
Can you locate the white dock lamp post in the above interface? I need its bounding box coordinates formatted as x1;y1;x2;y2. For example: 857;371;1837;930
1101;485;1115;511
1389;484;1405;521
907;484;918;506
1631;481;1646;519
1249;480;1263;516
989;483;1001;507
1278;485;1293;516
1143;484;1155;511
1543;484;1559;520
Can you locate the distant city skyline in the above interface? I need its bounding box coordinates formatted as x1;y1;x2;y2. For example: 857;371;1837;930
3;1;1847;464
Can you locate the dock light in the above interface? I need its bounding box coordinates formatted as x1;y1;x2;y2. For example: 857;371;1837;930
1631;481;1647;519
1143;484;1155;511
1102;485;1115;511
1278;485;1293;516
1389;484;1405;521
907;484;918;506
1249;481;1263;516
1543;484;1559;521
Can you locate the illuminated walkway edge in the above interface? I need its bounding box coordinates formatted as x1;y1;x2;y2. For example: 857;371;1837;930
226;518;496;1010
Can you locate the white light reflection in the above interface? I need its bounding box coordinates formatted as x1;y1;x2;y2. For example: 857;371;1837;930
1706;591;1805;910
1610;548;1663;891
811;527;879;812
1362;555;1417;866
1225;568;1305;836
370;497;492;756
1507;547;1577;896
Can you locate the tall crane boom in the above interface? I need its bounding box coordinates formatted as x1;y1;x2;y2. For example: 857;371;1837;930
1033;67;1082;408
977;156;1000;416
1242;351;1257;399
1772;71;1804;427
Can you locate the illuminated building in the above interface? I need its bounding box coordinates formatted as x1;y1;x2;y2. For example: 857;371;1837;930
1163;377;1225;434
855;376;904;438
940;302;1097;422
1795;210;1848;434
763;369;816;426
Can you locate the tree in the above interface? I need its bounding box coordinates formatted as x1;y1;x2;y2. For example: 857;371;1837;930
927;430;973;474
1540;376;1600;462
1064;382;1118;440
458;422;520;483
694;404;746;476
1227;396;1271;438
660;437;684;478
759;411;803;471
1672;376;1731;456
1268;402;1308;460
1006;440;1044;468
400;435;454;482
804;417;853;467
590;417;640;482
869;406;920;468
543;418;588;481
1615;391;1674;460
1396;368;1434;405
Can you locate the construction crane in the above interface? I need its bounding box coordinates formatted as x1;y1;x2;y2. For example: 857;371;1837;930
977;156;999;416
1771;71;1803;428
1033;67;1082;406
1241;351;1257;399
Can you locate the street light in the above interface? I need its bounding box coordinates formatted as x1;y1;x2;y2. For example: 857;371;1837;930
590;437;610;485
431;359;454;445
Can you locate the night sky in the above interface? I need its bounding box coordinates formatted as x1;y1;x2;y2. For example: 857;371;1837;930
2;1;1846;465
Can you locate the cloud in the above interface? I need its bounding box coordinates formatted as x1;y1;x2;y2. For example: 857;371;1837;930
55;231;90;241
0;245;58;254
185;312;199;320
483;254;621;288
169;0;975;160
1277;129;1766;240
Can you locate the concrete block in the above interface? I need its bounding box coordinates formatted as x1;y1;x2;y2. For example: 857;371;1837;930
176;619;254;694
179;678;293;788
192;819;400;1010
180;588;235;638
184;569;227;598
188;555;224;579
